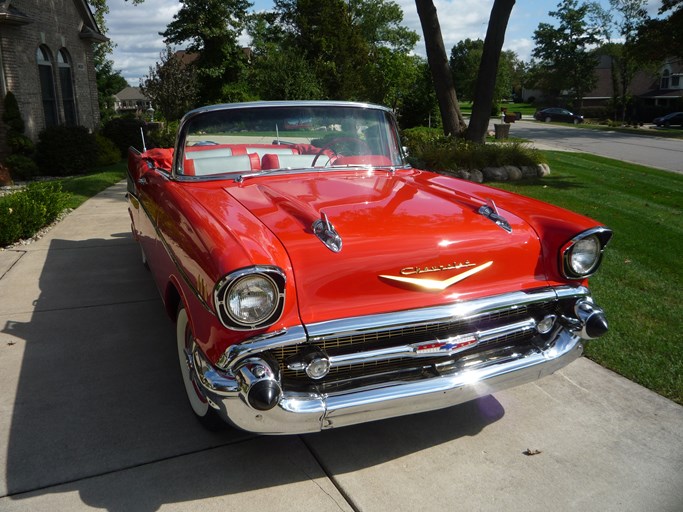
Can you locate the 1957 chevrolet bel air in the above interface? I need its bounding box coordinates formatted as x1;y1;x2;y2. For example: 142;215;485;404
127;101;612;433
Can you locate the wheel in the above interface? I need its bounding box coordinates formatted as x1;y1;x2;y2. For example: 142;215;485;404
573;118;580;124
176;305;226;430
544;116;552;123
311;136;372;166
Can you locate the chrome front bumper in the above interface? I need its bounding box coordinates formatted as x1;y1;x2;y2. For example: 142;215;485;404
192;286;601;434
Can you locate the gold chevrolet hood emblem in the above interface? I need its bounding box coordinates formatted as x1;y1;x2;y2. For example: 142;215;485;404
380;261;493;291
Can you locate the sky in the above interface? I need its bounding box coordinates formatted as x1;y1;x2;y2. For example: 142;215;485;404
103;0;664;86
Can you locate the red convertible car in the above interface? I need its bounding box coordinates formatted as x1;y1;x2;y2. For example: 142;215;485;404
127;101;612;433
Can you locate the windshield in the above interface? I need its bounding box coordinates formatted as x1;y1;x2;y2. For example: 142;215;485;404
176;103;406;178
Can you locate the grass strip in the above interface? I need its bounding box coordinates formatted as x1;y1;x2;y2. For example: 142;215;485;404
57;161;126;209
491;151;682;404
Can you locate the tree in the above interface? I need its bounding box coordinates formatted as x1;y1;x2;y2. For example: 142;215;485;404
450;40;519;104
271;0;417;101
140;46;199;121
414;0;466;137
449;39;484;102
88;1;144;122
607;0;650;122
531;0;605;111
634;0;683;61
466;0;515;143
399;57;439;129
161;0;252;104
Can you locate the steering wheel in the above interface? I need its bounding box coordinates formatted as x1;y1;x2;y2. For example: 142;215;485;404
311;137;372;167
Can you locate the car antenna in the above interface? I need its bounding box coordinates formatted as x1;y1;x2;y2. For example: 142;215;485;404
140;127;147;152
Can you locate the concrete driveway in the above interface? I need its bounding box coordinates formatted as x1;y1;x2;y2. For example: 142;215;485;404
1;183;682;511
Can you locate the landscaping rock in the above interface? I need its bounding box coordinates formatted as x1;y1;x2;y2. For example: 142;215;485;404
505;165;523;181
520;166;539;178
469;170;484;183
537;163;551;177
482;166;509;181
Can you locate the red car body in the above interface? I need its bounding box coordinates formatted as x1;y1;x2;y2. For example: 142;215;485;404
127;101;611;433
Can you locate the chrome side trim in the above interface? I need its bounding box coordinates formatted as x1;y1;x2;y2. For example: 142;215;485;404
128;184;214;315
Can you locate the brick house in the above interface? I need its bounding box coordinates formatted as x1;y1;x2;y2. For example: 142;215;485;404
583;56;683;111
0;0;106;158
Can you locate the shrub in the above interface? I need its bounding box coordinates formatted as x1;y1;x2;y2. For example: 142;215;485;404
7;131;34;156
403;133;545;174
5;154;39;180
0;182;69;246
102;117;146;157
95;134;122;166
36;126;99;176
148;121;178;149
2;91;24;133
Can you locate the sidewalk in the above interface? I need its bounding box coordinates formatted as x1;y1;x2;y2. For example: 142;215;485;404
0;183;681;511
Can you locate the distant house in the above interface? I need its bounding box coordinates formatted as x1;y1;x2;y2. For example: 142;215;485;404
525;55;683;119
0;0;107;157
583;55;683;109
113;86;151;115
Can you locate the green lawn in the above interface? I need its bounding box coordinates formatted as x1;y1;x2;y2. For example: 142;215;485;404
491;151;683;404
460;102;538;117
57;161;126;209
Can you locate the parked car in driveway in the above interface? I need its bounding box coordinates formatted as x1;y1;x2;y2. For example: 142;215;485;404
534;107;584;124
127;101;612;434
653;112;683;127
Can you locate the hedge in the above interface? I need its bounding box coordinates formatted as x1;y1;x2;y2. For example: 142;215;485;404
0;182;70;247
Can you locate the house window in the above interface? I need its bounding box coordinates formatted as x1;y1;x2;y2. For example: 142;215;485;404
37;46;58;127
661;69;670;89
58;49;77;126
672;75;680;88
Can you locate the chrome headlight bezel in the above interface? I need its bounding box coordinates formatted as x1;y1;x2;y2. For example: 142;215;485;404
214;266;286;330
561;227;613;279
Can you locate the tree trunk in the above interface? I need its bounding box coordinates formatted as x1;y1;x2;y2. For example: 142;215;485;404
466;0;515;143
415;0;467;137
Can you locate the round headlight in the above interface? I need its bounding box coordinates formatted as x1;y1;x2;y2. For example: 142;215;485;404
567;235;601;276
226;274;278;326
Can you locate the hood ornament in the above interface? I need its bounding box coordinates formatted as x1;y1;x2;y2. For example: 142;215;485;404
478;199;512;233
312;211;343;253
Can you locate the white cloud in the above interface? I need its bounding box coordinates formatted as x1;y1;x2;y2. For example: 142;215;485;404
104;0;625;85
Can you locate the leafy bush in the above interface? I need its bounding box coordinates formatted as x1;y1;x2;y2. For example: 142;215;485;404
148;121;178;149
0;182;70;246
7;131;34;156
5;154;39;180
95;134;122;166
2;91;24;133
403;132;545;173
36;126;99;176
102;117;146;157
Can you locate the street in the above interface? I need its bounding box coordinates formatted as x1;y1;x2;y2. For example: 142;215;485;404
507;120;683;173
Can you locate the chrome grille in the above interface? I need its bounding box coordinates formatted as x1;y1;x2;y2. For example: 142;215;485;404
270;301;558;386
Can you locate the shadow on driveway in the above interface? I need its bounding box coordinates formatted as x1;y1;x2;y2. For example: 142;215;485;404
2;234;504;511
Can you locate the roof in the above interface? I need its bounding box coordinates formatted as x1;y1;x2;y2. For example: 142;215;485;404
0;0;107;41
0;1;31;25
114;86;149;101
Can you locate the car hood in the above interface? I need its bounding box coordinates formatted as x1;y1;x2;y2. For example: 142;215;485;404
224;169;548;324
